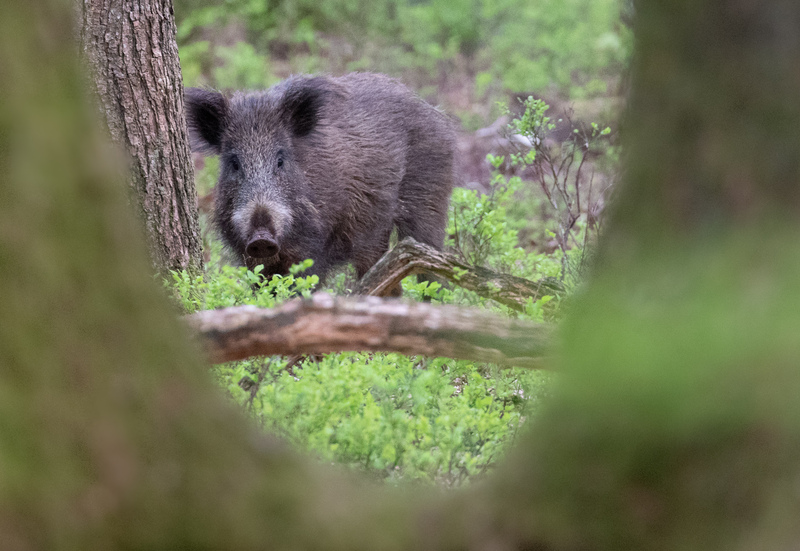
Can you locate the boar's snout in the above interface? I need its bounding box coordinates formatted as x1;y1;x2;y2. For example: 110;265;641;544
246;230;279;258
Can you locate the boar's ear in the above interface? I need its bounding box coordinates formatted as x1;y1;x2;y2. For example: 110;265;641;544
184;88;228;155
282;79;332;138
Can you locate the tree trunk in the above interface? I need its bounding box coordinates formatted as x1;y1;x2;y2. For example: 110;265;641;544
80;0;203;274
4;0;800;550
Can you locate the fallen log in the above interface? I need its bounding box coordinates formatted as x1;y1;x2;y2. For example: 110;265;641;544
186;293;553;369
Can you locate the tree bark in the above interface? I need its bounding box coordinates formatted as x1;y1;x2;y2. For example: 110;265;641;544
185;293;553;367
353;237;565;308
80;0;203;274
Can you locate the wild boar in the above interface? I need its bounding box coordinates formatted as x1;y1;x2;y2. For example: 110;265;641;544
185;72;455;285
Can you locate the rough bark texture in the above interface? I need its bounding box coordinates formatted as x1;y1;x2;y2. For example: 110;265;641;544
353;237;565;307
4;0;800;550
186;293;553;367
80;0;203;274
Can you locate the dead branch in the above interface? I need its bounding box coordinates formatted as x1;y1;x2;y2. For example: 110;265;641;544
185;293;553;369
352;238;565;309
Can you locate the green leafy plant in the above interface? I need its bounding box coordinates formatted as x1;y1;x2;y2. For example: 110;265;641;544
447;157;563;282
168;258;318;313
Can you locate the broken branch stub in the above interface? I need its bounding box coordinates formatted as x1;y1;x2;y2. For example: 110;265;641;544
353;238;564;310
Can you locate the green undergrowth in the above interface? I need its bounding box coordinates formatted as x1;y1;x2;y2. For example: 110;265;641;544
168;244;558;484
217;353;553;486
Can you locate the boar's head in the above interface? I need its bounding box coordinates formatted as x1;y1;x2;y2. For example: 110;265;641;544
184;79;337;273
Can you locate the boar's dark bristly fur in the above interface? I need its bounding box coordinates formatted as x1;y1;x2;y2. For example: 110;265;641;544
185;73;456;285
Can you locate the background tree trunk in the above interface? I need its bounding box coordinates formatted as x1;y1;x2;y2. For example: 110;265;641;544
80;0;203;274
3;0;800;550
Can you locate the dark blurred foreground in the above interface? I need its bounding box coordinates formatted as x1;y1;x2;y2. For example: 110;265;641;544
2;0;800;549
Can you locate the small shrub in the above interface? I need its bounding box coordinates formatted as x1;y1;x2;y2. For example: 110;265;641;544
168;258;318;313
500;96;616;283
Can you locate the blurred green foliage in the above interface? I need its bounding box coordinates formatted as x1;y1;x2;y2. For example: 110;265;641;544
174;0;631;98
484;0;629;96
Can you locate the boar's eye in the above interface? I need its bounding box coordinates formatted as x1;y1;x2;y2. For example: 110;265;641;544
276;150;285;169
228;154;241;172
